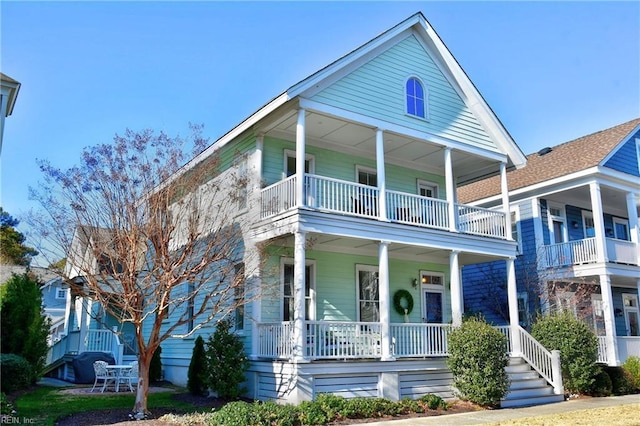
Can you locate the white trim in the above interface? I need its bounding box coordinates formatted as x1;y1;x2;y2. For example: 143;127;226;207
582;211;595;238
280;258;316;322
55;288;67;299
510;207;522;254
283;149;315;178
622;293;639;337
590;293;606;337
404;75;429;120
419;269;445;324
417;179;439;198
599;123;640;165
636;138;640;175
613;217;630;241
356;165;378;186
547;202;567;244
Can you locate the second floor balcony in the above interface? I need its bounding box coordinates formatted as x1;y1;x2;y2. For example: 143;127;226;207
541;237;639;268
260;173;508;240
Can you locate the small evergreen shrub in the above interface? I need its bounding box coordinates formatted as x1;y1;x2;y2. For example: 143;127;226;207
531;312;599;394
604;366;635;395
209;400;257;426
0;354;31;393
447;317;509;407
419;393;448;410
622;356;640;390
255;401;300;426
590;369;612;396
1;392;14;415
298;400;329;425
187;336;208;395
205;318;250;399
149;345;162;382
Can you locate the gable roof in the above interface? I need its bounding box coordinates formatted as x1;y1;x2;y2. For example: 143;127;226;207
178;12;526;181
458;117;640;203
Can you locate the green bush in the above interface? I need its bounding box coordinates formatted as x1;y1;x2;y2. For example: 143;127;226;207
187;336;208;395
590;369;612;396
149;345;162;382
205;318;250;399
604;366;635;395
419;393;448;410
254;401;300;426
1;392;14;415
447;317;509;406
622;356;640;391
0;354;31;393
531;312;599;394
209;400;257;426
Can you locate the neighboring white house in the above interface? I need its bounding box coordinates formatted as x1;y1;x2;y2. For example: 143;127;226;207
47;12;570;408
0;72;21;156
460;118;640;367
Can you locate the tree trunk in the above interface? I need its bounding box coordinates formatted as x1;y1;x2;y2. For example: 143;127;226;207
133;353;150;418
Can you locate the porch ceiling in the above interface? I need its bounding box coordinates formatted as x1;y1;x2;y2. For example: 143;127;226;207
544;185;638;219
264;108;500;185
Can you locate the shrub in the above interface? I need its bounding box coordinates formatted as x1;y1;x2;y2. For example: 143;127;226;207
149;345;162;382
298;400;329;425
1;392;14;415
590;369;612;396
0;354;31;393
205;318;249;399
255;401;299;426
531;312;599;394
622;356;640;390
419;393;448;410
605;366;635;395
187;336;208;395
209;401;257;426
447;317;509;406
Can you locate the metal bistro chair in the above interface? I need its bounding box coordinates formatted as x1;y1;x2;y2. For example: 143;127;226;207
119;360;139;392
91;360;116;393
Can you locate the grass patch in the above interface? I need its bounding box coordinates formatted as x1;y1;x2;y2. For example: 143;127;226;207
486;404;640;426
13;385;192;426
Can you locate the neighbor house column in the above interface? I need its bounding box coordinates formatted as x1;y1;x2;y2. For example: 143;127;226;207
376;129;388;221
445;148;457;233
506;257;522;355
295;109;306;208
293;230;308;362
589;182;608;263
626;192;639;265
500;161;512;240
449;250;463;326
378;241;394;360
600;274;620;366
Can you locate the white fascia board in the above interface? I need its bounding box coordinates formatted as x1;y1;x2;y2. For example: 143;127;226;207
0;80;20;116
299;98;507;163
600;122;640;165
414;19;527;169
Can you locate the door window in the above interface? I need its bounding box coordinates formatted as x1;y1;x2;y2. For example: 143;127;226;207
357;265;379;322
623;294;639;336
282;261;314;321
613;218;630;241
420;271;444;323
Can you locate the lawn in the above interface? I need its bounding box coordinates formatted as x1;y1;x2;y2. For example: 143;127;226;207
486;404;640;426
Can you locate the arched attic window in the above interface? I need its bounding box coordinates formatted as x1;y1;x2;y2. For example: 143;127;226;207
405;77;427;119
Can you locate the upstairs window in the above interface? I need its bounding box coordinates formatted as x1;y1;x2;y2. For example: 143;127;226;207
406;77;426;119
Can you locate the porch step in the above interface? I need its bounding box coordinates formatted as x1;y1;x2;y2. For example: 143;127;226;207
501;357;564;408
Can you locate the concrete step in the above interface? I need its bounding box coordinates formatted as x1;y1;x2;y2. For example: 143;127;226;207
505;385;554;399
501;356;565;409
508;377;547;390
501;393;565;408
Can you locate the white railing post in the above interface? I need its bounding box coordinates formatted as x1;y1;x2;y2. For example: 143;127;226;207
444;148;457;233
551;350;564;395
295;108;306;208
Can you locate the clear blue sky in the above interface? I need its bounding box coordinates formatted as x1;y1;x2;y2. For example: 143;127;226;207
1;1;639;244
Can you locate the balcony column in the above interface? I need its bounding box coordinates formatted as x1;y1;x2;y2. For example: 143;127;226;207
444;148;457;233
506;257;522;355
600;274;620;366
376;128;388;221
589;182;608;263
626;192;639;265
500;161;512;240
78;297;91;353
293;230;308;362
449;250;463;326
378;240;394;360
295;108;306;208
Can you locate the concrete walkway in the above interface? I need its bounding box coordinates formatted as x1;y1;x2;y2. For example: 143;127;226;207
363;394;640;425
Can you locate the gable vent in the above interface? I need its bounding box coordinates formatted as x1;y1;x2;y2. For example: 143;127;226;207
537;147;553;156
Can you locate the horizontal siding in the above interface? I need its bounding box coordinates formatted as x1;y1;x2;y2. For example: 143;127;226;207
311;34;496;151
314;374;379;398
399;371;454;399
461;260;508;326
257;372;296;401
262;136;445;196
604;130;640;177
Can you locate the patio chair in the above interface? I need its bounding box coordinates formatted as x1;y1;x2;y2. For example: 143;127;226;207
91;360;116;393
119;360;139;392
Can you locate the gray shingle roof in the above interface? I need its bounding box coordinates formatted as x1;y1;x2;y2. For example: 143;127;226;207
458;118;640;203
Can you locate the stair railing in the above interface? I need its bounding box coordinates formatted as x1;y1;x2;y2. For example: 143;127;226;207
517;325;563;395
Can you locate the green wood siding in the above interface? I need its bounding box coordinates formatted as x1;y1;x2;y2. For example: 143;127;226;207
311;34;496;150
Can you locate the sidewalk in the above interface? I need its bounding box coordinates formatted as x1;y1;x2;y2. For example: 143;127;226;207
362;394;640;425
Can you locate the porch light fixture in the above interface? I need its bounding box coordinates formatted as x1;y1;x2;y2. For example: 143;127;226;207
571;221;579;229
412;278;418;288
615;308;623;317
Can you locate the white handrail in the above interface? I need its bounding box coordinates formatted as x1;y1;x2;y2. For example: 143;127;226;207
306;321;381;359
390;323;451;357
305;174;379;219
386;191;449;230
516;325;563;395
260;175;297;218
456;204;507;239
541;237;598;268
597;336;608;364
256;321;293;359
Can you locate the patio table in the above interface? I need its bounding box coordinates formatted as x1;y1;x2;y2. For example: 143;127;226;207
105;364;133;392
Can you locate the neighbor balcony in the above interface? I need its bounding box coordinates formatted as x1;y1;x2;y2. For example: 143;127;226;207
260;174;507;240
540;237;639;269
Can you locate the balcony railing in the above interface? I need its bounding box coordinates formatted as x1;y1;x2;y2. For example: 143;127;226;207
390;323;450;357
260;174;507;239
541;237;638;268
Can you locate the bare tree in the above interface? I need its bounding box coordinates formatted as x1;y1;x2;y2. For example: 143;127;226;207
27;126;265;417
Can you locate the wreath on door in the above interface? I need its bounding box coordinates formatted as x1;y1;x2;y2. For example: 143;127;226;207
393;289;414;316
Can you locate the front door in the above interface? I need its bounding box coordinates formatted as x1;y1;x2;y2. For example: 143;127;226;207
623;294;639;336
420;272;444;323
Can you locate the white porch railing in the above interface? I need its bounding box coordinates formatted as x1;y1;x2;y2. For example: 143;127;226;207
306;321;381;359
390;323;450;357
456;204;507;239
516;325;563;394
617;337;640;364
606;238;639;265
256;321;293;359
386;191;449;230
597;336;608;364
541;237;598;268
495;325;512;353
260;174;508;239
46;329;124;369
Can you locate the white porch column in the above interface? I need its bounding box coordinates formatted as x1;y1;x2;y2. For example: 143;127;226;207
500;162;512;240
295;109;306;208
506;257;522;355
293;230;308;362
589;182;608;263
445;148;457;233
600;274;620;365
376;129;388;221
378;241;394;360
449;250;463;327
78;297;91;352
626;192;639;265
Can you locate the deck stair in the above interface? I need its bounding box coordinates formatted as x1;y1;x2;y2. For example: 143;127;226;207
501;357;565;408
